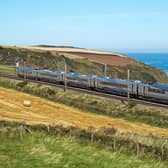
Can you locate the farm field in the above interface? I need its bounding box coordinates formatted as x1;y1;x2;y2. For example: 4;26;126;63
25;45;125;56
0;87;168;138
25;46;134;66
58;51;134;66
1;77;168;129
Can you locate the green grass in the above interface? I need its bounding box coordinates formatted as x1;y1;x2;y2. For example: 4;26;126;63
0;129;167;168
0;65;16;75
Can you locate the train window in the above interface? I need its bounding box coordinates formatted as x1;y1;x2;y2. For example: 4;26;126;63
67;77;88;82
101;81;127;88
21;71;26;74
40;73;58;78
148;87;165;94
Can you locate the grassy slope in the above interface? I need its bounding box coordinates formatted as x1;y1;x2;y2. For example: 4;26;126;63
1;77;168;129
0;46;167;83
0;82;168;165
1;86;168;138
0;130;167;168
0;65;16;75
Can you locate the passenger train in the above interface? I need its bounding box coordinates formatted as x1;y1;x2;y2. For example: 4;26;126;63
18;67;168;104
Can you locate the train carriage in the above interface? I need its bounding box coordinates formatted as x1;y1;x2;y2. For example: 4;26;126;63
66;72;94;88
37;69;64;83
146;83;168;103
95;77;129;96
134;82;148;98
17;67;168;104
18;67;37;80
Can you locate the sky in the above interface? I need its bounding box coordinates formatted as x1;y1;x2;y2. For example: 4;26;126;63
0;0;168;52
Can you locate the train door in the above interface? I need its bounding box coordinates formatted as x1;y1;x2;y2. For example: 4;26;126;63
131;83;134;94
93;77;97;88
91;77;97;88
143;86;146;96
35;71;38;80
88;78;91;87
89;77;94;88
61;73;64;82
136;85;139;97
138;84;146;97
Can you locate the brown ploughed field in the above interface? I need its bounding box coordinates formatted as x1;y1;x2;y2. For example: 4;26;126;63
60;51;136;66
24;46;137;66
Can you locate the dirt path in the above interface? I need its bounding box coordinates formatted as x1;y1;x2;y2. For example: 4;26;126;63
0;87;168;137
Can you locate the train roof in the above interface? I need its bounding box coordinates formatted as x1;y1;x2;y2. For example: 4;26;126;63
151;83;168;91
37;69;64;75
67;72;95;79
18;67;34;71
97;77;141;85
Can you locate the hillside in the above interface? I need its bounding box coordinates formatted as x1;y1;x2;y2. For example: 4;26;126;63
1;77;168;129
27;45;133;66
0;45;168;83
1;126;168;168
1;87;168;137
1;87;168;162
0;127;167;168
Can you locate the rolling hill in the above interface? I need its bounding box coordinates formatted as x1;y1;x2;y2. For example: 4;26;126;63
0;45;168;83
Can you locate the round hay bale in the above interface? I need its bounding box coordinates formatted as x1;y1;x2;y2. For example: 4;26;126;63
23;100;31;107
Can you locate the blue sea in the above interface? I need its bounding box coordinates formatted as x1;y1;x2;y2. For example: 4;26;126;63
125;53;168;75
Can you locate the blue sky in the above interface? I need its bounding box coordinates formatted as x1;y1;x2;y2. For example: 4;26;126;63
0;0;168;52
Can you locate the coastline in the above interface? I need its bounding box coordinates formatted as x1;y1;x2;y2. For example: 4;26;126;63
125;53;168;76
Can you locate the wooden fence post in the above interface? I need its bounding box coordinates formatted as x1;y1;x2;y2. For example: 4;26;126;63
161;147;165;161
89;127;94;144
136;143;140;156
47;125;50;133
69;126;72;139
91;132;94;144
19;123;24;140
113;137;116;151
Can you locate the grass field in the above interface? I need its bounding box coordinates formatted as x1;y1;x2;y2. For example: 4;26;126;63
0;129;168;168
0;65;15;75
1;87;168;138
1;85;168;163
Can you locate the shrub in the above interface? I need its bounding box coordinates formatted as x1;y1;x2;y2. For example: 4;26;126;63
46;87;56;96
128;101;137;108
16;81;28;88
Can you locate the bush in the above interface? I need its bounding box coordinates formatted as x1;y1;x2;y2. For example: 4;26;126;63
128;101;137;108
46;87;56;96
16;81;28;88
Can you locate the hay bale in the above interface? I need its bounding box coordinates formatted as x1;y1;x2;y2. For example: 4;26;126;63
23;100;31;107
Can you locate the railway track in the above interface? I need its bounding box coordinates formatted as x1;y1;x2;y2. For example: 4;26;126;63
0;73;168;109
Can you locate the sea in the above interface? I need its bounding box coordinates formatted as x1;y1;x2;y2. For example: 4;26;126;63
125;53;168;76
